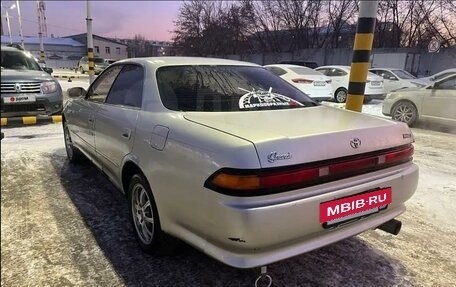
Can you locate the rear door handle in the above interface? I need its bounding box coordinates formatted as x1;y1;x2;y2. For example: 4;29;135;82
121;128;131;139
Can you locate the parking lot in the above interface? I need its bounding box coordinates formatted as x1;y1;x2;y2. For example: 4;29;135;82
1;76;456;287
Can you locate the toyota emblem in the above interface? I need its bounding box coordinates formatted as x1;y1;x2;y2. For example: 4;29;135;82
350;138;361;149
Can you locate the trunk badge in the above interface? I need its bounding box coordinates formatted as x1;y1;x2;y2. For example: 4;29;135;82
267;152;292;163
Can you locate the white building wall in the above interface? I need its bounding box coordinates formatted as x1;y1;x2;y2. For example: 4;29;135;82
92;39;128;60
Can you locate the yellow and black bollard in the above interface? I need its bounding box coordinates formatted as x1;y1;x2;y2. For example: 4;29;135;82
87;47;95;79
345;0;378;112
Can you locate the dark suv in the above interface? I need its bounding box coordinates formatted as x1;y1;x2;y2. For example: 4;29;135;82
1;46;63;117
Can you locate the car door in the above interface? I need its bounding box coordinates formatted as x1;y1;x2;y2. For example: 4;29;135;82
71;65;123;157
94;64;144;178
421;75;456;121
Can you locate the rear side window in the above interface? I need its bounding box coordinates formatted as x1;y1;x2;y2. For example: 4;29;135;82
157;65;316;112
266;66;287;76
327;68;347;77
105;65;144;108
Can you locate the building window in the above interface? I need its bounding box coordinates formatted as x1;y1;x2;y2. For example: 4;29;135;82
94;46;99;54
105;47;110;54
116;47;121;54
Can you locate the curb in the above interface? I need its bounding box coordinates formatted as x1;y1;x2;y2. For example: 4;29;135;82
1;115;62;126
53;75;88;79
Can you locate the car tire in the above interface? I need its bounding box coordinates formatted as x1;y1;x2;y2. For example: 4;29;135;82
63;121;86;163
79;66;85;74
128;173;180;255
335;88;348;103
391;101;418;126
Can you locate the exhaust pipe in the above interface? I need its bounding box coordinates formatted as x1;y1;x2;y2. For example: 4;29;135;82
377;219;402;235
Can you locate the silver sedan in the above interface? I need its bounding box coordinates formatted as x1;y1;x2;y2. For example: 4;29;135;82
63;57;418;268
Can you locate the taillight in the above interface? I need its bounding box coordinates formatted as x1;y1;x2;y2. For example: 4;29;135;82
205;144;414;196
292;78;313;84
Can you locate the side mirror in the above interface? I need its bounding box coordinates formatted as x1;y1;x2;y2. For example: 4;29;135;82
43;67;53;74
67;87;86;98
389;76;397;80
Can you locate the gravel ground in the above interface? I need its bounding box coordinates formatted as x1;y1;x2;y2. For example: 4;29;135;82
1;90;455;286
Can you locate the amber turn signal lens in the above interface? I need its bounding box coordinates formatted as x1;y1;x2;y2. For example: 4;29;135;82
211;173;261;190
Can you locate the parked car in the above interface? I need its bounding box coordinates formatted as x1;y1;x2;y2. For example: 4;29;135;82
264;64;332;101
1;45;62;117
315;65;385;103
105;58;117;65
78;56;109;74
369;68;428;94
418;68;456;85
382;74;456;126
279;60;318;69
63;57;418;269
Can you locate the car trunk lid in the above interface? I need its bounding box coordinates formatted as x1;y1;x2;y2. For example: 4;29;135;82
184;106;413;168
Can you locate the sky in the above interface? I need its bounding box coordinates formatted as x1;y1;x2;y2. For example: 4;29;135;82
1;1;183;41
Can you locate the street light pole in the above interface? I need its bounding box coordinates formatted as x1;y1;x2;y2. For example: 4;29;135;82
5;10;13;44
86;0;94;84
37;0;45;62
1;3;16;44
16;0;24;47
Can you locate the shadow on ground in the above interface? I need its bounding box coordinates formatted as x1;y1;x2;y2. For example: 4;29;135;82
49;152;414;287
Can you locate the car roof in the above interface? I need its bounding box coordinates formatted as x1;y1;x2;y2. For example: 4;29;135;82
316;65;350;70
1;46;25;52
369;68;407;71
434;68;456;74
115;57;261;68
265;64;312;69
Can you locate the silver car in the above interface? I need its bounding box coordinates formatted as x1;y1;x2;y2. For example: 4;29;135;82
63;57;418;268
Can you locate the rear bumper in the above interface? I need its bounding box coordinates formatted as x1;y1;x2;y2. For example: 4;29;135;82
170;162;418;268
366;93;386;100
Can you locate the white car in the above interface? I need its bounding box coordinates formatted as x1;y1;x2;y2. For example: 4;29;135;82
382;74;456;126
63;57;418;269
369;68;428;94
264;64;332;101
419;68;456;86
316;65;385;103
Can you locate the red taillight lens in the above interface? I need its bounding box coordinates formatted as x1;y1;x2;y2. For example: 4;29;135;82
205;144;414;196
292;78;313;84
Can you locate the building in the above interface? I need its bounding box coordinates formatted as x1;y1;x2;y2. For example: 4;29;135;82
65;33;128;61
1;35;84;68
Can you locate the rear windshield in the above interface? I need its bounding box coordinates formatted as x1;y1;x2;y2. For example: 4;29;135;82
1;50;41;71
288;66;322;76
392;70;416;79
157;65;316;112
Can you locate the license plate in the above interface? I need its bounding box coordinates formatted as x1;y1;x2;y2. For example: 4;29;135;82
3;95;36;103
370;81;381;86
313;81;326;86
320;187;392;224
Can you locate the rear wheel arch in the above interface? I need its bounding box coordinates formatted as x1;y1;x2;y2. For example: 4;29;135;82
122;161;143;195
